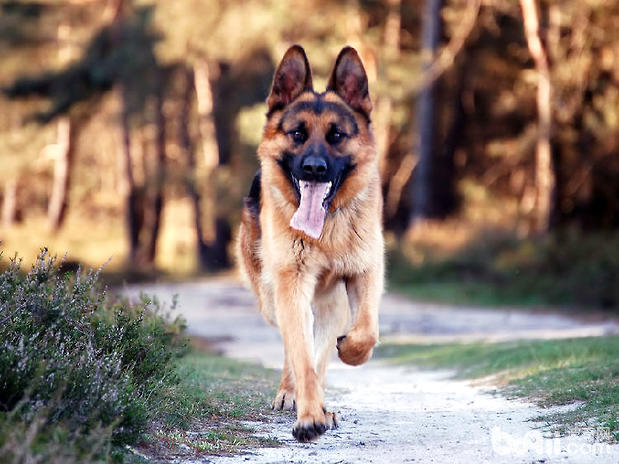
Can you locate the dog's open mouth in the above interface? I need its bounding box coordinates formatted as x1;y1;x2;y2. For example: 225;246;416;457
289;179;335;239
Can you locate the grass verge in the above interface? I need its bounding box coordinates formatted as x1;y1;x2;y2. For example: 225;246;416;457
136;347;280;461
376;336;619;442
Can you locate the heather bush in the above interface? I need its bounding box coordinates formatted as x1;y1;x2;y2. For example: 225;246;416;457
0;250;187;462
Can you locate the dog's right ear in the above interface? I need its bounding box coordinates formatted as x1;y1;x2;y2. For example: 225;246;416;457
267;45;313;114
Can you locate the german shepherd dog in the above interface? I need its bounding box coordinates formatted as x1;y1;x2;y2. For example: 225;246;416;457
237;45;384;442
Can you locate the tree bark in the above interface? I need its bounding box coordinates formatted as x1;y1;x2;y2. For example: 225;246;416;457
47;117;74;231
520;0;555;232
193;58;219;243
411;0;443;225
47;23;76;232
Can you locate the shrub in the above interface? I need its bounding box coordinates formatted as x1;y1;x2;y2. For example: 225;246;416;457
0;250;187;462
391;229;619;309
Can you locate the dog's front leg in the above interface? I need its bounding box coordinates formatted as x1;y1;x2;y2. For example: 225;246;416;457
337;264;384;366
274;268;326;442
272;351;295;411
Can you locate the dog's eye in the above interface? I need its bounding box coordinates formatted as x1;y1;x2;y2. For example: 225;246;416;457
290;129;308;145
326;128;346;145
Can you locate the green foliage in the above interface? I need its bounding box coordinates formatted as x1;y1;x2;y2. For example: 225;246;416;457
377;336;619;441
0;249;187;462
389;229;619;309
2;0;619;277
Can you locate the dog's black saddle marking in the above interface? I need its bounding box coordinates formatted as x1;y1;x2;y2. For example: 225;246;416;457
244;169;261;218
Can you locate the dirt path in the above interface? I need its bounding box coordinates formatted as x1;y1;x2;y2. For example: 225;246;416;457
125;279;619;464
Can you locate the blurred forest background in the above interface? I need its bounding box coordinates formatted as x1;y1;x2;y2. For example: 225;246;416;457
1;0;618;309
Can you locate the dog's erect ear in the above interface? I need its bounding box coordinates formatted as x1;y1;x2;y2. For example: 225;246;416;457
327;47;372;117
267;45;313;113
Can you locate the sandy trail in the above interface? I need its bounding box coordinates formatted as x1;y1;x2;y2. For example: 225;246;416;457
124;279;619;464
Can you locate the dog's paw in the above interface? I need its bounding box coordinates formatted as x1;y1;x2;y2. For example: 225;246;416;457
291;408;339;442
336;330;377;366
292;416;327;442
325;410;339;429
272;388;296;411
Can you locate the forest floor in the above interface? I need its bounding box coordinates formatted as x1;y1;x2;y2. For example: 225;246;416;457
123;278;619;464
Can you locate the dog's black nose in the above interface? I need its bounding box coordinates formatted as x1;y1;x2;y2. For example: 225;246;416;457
302;155;327;176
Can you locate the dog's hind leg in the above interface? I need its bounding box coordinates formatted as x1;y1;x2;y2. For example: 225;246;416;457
313;281;350;387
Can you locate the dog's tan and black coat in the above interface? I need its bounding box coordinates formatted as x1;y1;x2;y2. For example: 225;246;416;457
237;45;384;442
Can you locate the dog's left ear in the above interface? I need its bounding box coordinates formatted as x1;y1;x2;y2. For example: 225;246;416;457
327;47;372;117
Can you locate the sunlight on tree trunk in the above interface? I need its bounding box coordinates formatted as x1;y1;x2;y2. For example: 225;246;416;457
2;179;18;229
180;71;207;271
47;23;75;232
520;0;555;232
193;58;219;243
47;117;74;232
180;67;229;271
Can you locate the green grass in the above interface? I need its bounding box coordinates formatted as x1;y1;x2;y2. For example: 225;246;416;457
376;336;619;441
388;279;553;308
136;349;281;460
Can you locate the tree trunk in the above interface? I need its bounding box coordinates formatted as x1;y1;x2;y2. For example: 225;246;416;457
116;86;141;264
411;0;443;225
179;70;207;269
47;117;74;231
520;0;555;232
109;0;142;266
2;179;18;228
193;58;219;243
375;0;401;177
47;23;75;232
137;79;166;267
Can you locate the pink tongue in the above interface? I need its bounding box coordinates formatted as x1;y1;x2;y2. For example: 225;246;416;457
290;180;330;239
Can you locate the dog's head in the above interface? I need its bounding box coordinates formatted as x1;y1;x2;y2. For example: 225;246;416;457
258;45;376;239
